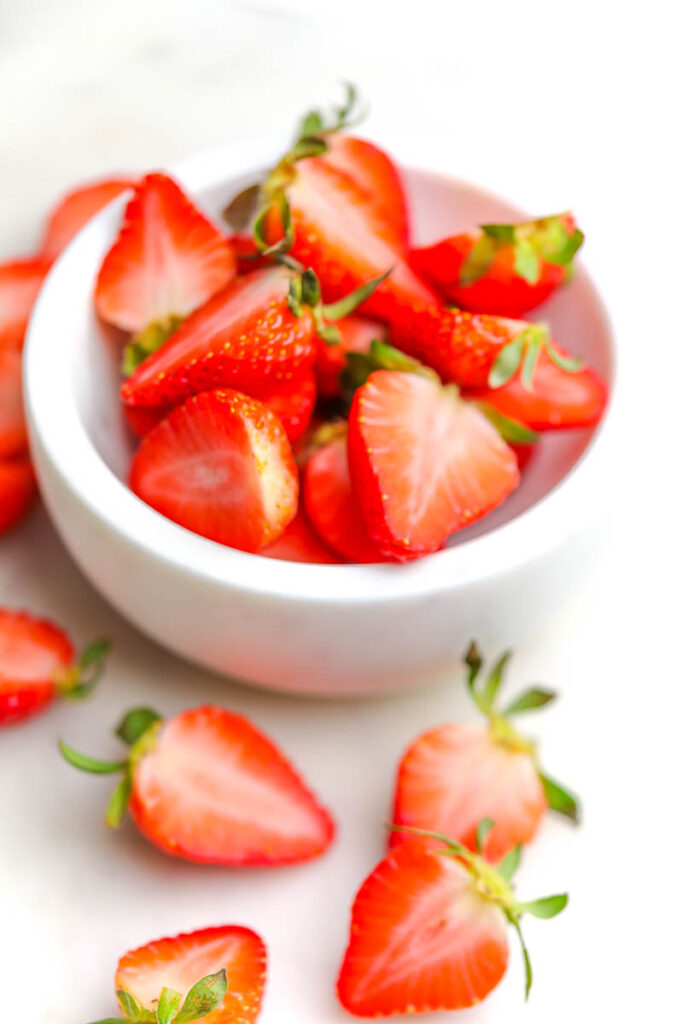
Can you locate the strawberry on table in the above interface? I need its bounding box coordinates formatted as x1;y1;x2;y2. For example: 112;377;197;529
90;925;266;1024
95;172;236;353
411;213;584;316
0;256;51;348
0;458;37;536
315;315;387;399
0;346;28;458
261;508;342;563
42;177;136;260
129;389;299;552
337;830;568;1016
61;704;335;865
390;644;579;862
348;367;520;561
0;609;109;726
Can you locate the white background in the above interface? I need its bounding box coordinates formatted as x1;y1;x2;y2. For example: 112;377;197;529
1;1;681;1021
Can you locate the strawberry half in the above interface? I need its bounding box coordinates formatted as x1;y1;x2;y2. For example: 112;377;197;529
42;177;136;260
61;704;335;865
129;389;298;552
411;213;584;317
95;172;236;334
0;458;37;535
110;925;266;1024
0;347;28;458
315;315;387;399
390;644;579;862
337;833;568;1016
348;369;520;560
0;609;109;726
303;434;383;563
0;257;51;348
261;508;342;564
467;346;608;430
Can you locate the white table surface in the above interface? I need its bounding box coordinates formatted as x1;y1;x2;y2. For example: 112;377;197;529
1;2;681;1021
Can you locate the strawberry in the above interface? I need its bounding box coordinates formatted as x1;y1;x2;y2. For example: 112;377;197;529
96;925;266;1024
129;389;298;552
256;368;316;442
123;402;168;439
230;232;271;274
0;458;37;535
61;704;335;865
391;644;579;862
261;509;342;564
337;832;568;1016
42;177;136;260
348;369;520;561
410;213;584;317
0;257;51;348
0;347;28;458
466;346;608;430
0;609;109;726
94;172;236;339
315;315;387;399
303;433;383;564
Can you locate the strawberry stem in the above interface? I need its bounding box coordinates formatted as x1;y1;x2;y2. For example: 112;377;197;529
55;636;110;702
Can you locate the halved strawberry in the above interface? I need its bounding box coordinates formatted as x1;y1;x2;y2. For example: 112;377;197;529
42;177;136;259
337;834;567;1015
0;458;37;535
230;232;271;274
315;315;387;399
94;172;236;334
113;925;266;1024
0;609;108;726
129;389;298;552
303;434;382;564
348;370;520;561
256;369;316;442
0;347;28;458
0;257;51;348
390;644;579;862
467;346;608;430
410;213;583;317
261;509;342;564
61;704;335;865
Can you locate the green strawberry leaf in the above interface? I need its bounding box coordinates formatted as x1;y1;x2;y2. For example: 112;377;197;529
458;233;498;286
335;81;359;125
521;337;541;390
503;687;556;716
298;110;324;136
478;650;512;712
476;817;495;853
105;771;132;829
488;334;525;388
175;969;228;1023
317;323;341;345
513;240;541;285
475;403;539;445
287;276;303;318
509;916;533;1000
539;772;580;823
519;893;568;919
58;740;127;775
481;223;517;244
300;268;322;308
222;184;261;231
116;707;162;747
497;843;523;881
321;266;393;321
156;988;182;1024
117;989;155;1022
546;341;583;373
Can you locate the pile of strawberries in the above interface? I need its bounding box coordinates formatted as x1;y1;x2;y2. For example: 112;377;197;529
1;604;576;1020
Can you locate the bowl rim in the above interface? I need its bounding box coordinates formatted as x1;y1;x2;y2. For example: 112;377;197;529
24;136;618;605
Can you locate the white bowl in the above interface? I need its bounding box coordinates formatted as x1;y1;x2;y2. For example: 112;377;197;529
24;139;617;696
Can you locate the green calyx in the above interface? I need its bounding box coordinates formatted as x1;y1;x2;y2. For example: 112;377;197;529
122;316;185;377
58;706;163;829
88;969;228;1024
464;643;580;824
459;212;584;289
487;322;583;391
391;823;568;999
282;262;392;344
339;338;440;406
54;637;111;703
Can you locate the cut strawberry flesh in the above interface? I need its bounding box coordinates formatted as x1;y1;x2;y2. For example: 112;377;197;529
129;705;335;864
337;843;509;1016
0;347;28;458
95;172;236;332
0;257;50;348
121;266;316;409
303;437;383;563
129;389;298;552
0;459;37;536
0;609;73;725
42;177;135;259
348;371;520;560
261;509;342;564
391;722;548;862
115;925;267;1024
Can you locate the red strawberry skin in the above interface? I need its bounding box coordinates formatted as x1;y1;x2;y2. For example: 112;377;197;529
256;369;317;442
123;402;169;439
129;389;299;552
390;722;548;862
95;172;236;332
42;177;136;259
337;843;509;1016
121;266;316;410
261;509;342;564
467;347;608;430
348;371;520;561
315;315;387;399
303;437;383;564
0;459;37;536
115;925;267;1024
0;609;74;726
0;347;28;458
128;705;335;865
0;257;51;348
